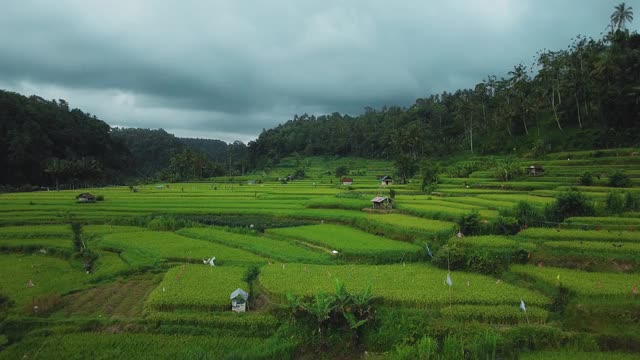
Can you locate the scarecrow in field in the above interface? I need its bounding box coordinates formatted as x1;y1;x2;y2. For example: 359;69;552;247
27;279;34;288
203;257;216;267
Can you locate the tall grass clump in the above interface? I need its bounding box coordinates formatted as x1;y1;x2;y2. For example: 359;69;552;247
544;189;595;223
608;171;632;188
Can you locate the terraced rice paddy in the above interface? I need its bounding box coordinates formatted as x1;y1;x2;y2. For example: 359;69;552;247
1;151;640;358
259;263;549;307
266;224;422;262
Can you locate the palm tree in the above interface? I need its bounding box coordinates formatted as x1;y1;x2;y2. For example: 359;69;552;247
611;3;634;32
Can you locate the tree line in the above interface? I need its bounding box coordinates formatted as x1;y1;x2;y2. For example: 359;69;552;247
248;5;639;168
0;91;250;189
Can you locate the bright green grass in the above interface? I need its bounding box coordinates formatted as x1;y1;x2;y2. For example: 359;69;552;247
439;197;516;210
266;224;422;261
0;237;71;249
177;227;332;264
305;197;370;210
478;182;564;191
519;351;640;360
98;231;266;267
556;186;640;194
441;304;547;324
564;217;640;226
259;263;549;307
0;224;143;237
543;241;640;256
396;203;498;221
146;311;279;329
145;265;248;312
0;254;85;307
542;148;640;159
0;333;265;360
452;236;535;251
518;228;640;243
91;250;132;280
365;214;456;233
476;194;554;206
510;265;640;296
397;197;486;210
530;190;608;200
438;188;527;195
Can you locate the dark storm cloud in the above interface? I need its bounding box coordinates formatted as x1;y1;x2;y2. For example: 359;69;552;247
0;0;631;142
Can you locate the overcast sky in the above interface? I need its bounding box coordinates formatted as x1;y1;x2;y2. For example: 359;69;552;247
0;1;635;143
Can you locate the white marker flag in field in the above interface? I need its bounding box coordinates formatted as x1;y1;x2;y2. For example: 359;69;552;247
446;272;453;287
520;299;526;312
425;244;433;258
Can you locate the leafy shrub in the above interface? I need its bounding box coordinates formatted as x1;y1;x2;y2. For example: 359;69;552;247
544;189;595;223
390;335;438;360
293;168;305;179
24;294;63;316
244;264;260;283
432;244;466;270
70;222;83;252
441;336;464;359
493;158;522;181
490;216;520;235
457;212;482;236
608;171;632;188
420;161;440;193
624;192;640;211
511;201;544;227
335;165;348;178
147;216;188;231
605;191;625;214
579;172;593;186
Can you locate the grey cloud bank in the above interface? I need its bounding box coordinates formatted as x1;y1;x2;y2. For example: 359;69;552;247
0;0;628;143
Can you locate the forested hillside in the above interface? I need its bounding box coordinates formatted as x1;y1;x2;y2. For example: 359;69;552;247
1;20;639;188
0;91;131;187
248;29;640;167
0;92;250;188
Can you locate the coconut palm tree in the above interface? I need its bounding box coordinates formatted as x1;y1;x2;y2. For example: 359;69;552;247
611;3;634;32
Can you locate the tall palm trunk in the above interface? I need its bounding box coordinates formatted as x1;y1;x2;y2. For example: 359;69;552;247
575;92;583;128
551;90;562;130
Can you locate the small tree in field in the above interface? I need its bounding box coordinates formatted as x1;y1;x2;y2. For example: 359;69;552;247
70;222;83;252
335;165;348;178
420;160;439;193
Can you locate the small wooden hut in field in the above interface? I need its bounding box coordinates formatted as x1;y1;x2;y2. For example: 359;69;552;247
371;196;389;209
230;288;249;312
75;193;96;203
527;165;544;176
379;176;393;186
341;177;353;186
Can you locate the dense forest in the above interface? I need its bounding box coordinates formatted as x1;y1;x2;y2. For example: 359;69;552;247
0;92;250;188
1;7;638;188
0;92;130;188
248;21;640;168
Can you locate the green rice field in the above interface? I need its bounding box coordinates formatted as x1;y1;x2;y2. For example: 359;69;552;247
1;150;639;358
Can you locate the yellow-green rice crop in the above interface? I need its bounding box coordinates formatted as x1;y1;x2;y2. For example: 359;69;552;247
520;351;639;360
518;228;640;243
259;263;548;307
177;227;332;264
99;231;266;267
266;224;422;262
440;304;548;324
0;254;86;307
146;265;249;312
510;265;640;296
0;333;267;360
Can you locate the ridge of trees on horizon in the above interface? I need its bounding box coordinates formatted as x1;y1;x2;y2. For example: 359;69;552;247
1;4;638;188
248;5;639;168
